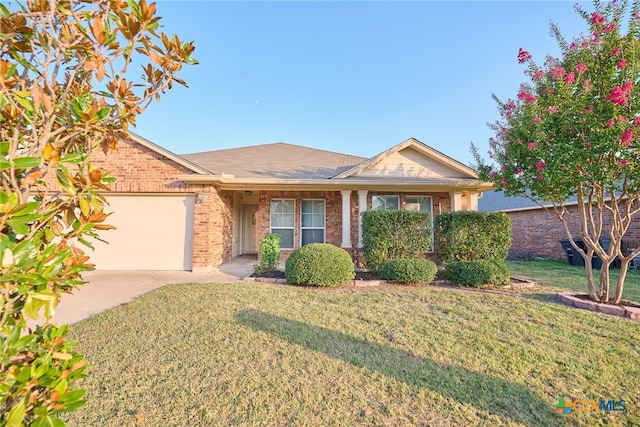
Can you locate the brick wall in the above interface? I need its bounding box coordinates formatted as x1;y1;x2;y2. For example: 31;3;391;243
64;138;232;271
507;203;640;260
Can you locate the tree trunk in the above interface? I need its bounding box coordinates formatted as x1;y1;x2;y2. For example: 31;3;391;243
584;253;598;301
598;261;611;303
613;259;628;304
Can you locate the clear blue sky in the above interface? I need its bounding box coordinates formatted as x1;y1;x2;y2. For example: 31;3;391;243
133;1;589;166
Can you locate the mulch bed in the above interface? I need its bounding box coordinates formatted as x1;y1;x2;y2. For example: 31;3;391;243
250;270;381;281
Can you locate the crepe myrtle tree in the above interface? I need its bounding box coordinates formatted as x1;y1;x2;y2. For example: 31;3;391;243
474;0;640;304
0;0;195;424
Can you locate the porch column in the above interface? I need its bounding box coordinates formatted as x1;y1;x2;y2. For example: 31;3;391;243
468;191;479;211
357;190;368;248
450;191;464;211
340;190;352;248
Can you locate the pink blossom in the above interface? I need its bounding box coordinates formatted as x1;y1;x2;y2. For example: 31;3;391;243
592;12;606;25
603;23;617;33
517;89;537;104
547;105;559;114
576;63;587;74
621;128;633;146
516;167;523;174
583;79;593;91
500;178;508;185
528;142;538;150
612;48;622;56
533;70;545;81
607;82;633;106
536;174;544;181
550;67;566;80
618;58;628;69
532;116;542;124
536;161;546;172
607;118;616;128
507;101;516;111
584;141;592;147
585;104;594;113
518;48;532;64
564;72;576;84
619;160;629;167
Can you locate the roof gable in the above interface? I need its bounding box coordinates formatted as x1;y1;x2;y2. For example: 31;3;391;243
334;138;478;180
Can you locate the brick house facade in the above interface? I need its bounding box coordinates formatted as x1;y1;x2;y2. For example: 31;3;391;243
480;192;640;260
86;135;491;271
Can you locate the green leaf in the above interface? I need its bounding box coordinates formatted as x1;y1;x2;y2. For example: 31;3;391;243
32;416;66;427
58;388;86;403
12;201;39;216
59;153;86;164
13;90;33;112
0;141;9;155
92;106;112;121
6;400;26;427
0;3;9;17
13;156;42;169
6;219;29;235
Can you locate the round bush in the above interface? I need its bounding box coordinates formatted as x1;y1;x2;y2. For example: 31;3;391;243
378;258;437;284
445;259;510;287
285;243;355;287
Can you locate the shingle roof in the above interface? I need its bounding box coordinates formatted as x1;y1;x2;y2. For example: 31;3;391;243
181;142;367;179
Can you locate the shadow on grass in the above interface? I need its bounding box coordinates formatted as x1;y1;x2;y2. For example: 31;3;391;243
235;309;563;427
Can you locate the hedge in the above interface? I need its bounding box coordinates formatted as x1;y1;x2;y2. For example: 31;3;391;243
446;260;511;287
361;210;432;270
378;258;437;284
285;243;355;287
434;211;511;263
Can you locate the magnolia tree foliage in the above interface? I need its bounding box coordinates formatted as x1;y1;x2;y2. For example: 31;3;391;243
475;0;640;304
0;0;195;424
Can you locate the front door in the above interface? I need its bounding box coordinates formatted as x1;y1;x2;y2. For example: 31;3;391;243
242;204;259;254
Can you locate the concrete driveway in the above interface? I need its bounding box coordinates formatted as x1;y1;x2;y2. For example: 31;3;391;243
43;256;256;325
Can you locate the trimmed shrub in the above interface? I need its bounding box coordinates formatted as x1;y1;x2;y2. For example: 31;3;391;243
254;233;281;274
434;211;511;263
446;260;511;287
362;210;432;270
285;243;355;287
379;258;437;284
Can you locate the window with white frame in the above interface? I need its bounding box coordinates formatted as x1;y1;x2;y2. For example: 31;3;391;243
405;196;432;216
301;200;325;245
270;199;295;249
372;195;399;211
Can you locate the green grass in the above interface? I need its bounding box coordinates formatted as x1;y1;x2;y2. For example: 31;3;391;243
62;266;639;427
506;259;640;302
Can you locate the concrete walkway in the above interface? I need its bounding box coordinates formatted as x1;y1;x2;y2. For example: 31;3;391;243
44;256;256;325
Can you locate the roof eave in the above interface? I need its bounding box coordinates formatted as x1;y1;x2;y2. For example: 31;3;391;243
178;174;493;192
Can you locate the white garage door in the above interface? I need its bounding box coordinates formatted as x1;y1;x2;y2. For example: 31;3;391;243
88;194;194;270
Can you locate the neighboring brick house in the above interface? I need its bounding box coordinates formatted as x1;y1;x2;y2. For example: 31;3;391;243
478;191;640;260
89;135;492;271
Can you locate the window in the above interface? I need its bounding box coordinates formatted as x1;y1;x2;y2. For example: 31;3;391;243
405;196;432;216
270;199;295;249
301;200;325;245
372;195;399;211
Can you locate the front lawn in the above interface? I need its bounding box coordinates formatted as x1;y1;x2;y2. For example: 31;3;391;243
63;270;638;426
507;259;640;302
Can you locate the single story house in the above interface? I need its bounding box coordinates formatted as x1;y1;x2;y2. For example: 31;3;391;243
478;191;640;260
87;134;493;271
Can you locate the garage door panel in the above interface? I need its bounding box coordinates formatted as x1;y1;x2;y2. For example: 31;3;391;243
89;194;194;270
